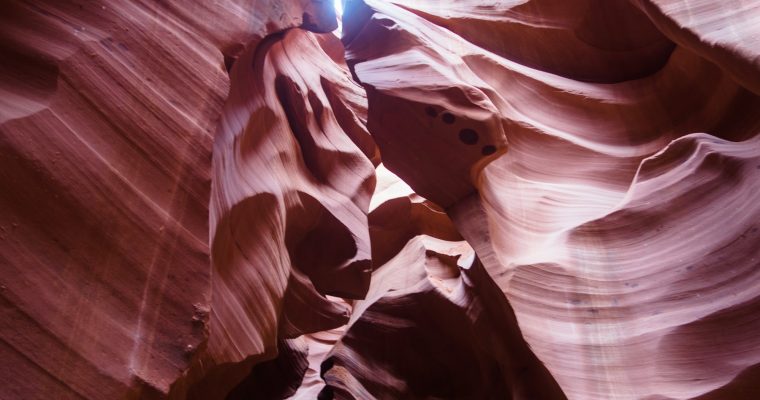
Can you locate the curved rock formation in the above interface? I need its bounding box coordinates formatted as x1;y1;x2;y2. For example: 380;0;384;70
2;0;760;399
343;0;760;399
195;26;376;397
322;234;567;399
0;0;344;398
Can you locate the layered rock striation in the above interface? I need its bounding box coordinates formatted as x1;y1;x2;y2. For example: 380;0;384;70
2;0;760;399
342;0;760;399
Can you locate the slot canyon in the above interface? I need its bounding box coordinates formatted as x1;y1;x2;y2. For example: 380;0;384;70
1;0;760;399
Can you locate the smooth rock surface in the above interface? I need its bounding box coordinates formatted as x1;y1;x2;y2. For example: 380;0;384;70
345;0;760;399
188;27;376;399
0;1;342;398
3;0;760;399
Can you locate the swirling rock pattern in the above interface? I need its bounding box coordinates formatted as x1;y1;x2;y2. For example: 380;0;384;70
198;27;376;398
322;234;567;399
344;0;760;399
0;0;345;399
2;0;760;399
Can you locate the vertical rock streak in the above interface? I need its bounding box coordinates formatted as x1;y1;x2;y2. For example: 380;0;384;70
2;1;760;399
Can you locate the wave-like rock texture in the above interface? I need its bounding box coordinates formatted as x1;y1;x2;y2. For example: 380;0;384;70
3;0;760;399
301;165;564;399
344;0;760;399
322;232;568;399
197;27;377;399
0;0;342;399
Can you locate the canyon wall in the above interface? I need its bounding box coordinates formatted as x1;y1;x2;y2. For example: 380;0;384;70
341;1;760;399
1;0;759;399
0;0;338;398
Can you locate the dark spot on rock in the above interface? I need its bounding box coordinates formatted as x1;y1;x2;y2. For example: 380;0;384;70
320;357;335;379
442;112;455;124
481;145;496;155
686;265;694;271
425;106;438;117
459;128;479;145
569;299;582;305
318;386;334;400
589;308;599;314
377;17;395;28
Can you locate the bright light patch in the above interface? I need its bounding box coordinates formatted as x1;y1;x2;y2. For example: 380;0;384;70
333;0;344;36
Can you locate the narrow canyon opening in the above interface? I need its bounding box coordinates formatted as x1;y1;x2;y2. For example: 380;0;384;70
200;1;760;398
2;1;760;400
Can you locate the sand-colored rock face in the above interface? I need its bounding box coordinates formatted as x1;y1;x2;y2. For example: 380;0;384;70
344;0;760;399
0;0;344;398
2;0;760;399
196;28;376;398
